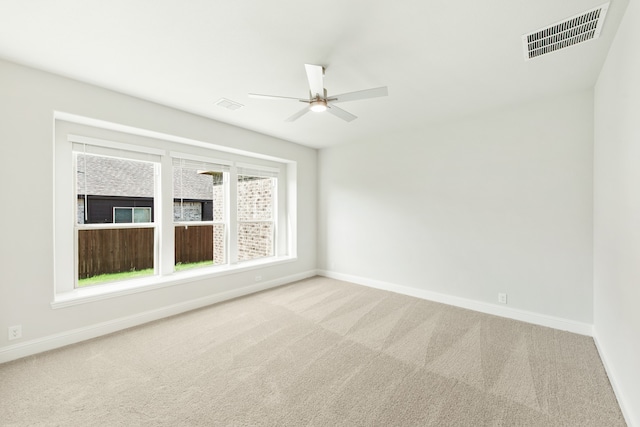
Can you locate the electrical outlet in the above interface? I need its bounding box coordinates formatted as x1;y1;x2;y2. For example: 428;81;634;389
498;293;508;304
254;275;262;282
8;325;22;341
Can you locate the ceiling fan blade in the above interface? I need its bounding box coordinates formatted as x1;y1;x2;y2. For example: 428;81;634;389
330;86;388;104
304;64;325;98
285;106;311;122
249;93;305;101
326;104;357;122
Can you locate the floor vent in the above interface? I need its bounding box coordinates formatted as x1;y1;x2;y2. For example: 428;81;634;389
523;3;609;60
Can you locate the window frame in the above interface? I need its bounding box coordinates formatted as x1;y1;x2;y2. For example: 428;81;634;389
236;167;279;262
53;117;296;307
72;140;162;289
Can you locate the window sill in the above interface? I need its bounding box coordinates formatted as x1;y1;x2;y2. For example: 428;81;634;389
51;256;297;309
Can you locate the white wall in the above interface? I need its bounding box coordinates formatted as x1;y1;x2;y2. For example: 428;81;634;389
594;0;640;424
0;59;316;358
319;90;594;324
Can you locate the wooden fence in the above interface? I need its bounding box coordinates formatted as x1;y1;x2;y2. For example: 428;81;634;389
174;225;214;264
78;226;215;278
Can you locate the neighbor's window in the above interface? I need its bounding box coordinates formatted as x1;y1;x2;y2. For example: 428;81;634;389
173;157;229;272
237;166;278;262
75;151;158;287
114;207;152;223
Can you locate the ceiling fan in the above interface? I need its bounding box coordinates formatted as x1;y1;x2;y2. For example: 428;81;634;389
249;64;388;122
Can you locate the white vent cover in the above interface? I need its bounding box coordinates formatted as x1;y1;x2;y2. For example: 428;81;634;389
215;98;244;111
523;3;609;60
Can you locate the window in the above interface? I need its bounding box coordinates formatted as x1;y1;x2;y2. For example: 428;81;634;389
114;207;152;223
75;149;159;287
237;166;278;261
54;119;295;302
173;157;229;271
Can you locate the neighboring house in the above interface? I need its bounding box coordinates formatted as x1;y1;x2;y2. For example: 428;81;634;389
76;155;220;224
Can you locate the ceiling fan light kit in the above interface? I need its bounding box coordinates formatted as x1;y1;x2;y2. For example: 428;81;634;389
249;64;388;122
310;98;327;112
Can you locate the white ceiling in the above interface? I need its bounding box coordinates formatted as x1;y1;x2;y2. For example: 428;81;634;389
0;0;629;149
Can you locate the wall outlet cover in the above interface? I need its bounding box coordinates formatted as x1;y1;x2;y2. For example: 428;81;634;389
8;325;22;340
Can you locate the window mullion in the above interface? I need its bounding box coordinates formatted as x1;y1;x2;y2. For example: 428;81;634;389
229;166;238;265
158;156;174;276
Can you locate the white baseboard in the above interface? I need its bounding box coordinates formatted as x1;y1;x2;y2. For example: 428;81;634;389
318;270;593;336
593;330;636;427
0;269;317;364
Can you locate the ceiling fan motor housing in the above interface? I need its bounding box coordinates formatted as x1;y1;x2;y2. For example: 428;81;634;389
310;97;327;112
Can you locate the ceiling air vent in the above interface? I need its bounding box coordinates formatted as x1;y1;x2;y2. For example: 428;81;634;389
215;98;244;111
523;2;609;60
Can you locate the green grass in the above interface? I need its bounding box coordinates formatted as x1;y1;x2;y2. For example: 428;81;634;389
78;260;215;287
174;260;214;271
77;268;154;287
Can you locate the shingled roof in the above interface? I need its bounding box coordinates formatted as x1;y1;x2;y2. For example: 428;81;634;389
77;155;217;200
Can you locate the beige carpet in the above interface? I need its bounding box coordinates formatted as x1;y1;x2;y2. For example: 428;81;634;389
0;276;625;426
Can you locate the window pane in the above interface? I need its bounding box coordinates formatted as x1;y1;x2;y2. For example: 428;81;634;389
75;153;156;288
77;154;155;224
173;167;224;222
174;224;226;271
238;222;274;261
77;228;155;287
237;176;274;221
237;175;275;261
133;207;151;223
114;208;132;223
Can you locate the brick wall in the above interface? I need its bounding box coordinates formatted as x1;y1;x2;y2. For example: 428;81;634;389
77;199;85;224
173;201;202;222
237;177;274;261
212;185;225;264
